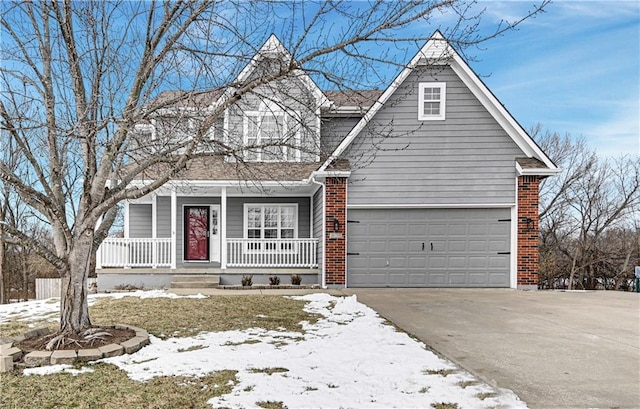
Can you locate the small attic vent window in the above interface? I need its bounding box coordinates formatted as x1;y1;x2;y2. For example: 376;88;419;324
418;82;446;121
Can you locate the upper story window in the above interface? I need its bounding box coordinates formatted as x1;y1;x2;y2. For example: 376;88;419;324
418;82;446;121
243;101;301;162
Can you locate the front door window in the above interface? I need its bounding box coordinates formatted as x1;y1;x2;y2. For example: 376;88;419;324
184;206;209;261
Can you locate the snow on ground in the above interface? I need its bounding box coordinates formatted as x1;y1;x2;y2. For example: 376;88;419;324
1;291;527;408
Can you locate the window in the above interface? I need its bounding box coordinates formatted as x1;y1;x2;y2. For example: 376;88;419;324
418;82;446;120
245;204;297;251
243;101;301;162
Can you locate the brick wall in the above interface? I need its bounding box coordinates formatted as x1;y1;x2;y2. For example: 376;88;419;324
324;177;346;286
517;175;540;288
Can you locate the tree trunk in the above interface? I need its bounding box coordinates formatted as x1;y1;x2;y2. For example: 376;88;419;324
59;230;94;334
0;230;5;304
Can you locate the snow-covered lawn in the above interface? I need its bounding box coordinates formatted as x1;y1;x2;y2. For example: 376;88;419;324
1;291;527;408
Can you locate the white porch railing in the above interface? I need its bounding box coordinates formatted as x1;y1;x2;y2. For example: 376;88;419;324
98;238;172;268
227;238;318;268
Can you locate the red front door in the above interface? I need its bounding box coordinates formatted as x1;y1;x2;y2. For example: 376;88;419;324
184;206;210;261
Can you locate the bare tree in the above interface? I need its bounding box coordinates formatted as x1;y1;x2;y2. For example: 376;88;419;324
0;0;549;342
534;127;640;290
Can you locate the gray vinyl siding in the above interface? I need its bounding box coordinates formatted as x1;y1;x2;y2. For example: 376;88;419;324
312;187;324;272
226;197;311;239
157;197;171;238
342;66;525;206
128;204;152;238
320;116;361;156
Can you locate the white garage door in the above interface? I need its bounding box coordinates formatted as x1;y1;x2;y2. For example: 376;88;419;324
347;208;511;287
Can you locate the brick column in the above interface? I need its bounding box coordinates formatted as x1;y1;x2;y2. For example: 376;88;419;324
517;175;540;290
324;177;347;286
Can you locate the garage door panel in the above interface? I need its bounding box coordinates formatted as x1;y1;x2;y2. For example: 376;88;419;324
427;273;447;285
469;273;488;284
408;273;426;285
489;256;509;269
388;224;408;236
389;257;406;268
408;241;424;252
449;225;467;236
468;256;489;268
347;208;511;288
449;256;468;269
369;241;387;252
468;240;488;251
449;241;467;251
388;240;408;252
489;273;509;285
388;273;408;285
369;224;388;235
428;256;447;268
449;273;467;285
409;256;427;268
429;224;447;236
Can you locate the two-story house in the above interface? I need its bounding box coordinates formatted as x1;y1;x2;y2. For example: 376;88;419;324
96;31;558;290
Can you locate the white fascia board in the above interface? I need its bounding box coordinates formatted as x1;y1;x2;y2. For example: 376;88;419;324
448;55;558;171
347;203;516;209
319;32;450;172
515;162;562;176
235;35;330;109
308;170;352;181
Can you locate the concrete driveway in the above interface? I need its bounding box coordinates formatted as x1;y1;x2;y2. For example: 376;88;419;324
344;289;640;409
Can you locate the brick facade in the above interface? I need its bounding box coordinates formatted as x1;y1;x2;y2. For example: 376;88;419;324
324;177;347;286
517;175;540;289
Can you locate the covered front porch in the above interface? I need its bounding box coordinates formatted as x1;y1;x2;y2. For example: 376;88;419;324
97;237;319;269
96;181;324;288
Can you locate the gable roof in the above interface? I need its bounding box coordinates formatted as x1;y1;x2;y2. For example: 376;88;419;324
235;34;331;110
319;31;559;175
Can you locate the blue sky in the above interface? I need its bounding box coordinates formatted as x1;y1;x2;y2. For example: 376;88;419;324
461;1;639;157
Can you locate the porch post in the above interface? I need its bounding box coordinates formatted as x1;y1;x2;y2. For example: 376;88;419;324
221;186;227;269
151;194;157;268
123;201;130;269
171;189;177;269
95;215;103;270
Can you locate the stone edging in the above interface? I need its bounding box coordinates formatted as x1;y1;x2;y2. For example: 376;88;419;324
0;324;150;373
220;284;321;290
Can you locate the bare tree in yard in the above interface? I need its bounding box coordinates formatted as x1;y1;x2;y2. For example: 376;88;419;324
534;128;640;290
0;0;548;344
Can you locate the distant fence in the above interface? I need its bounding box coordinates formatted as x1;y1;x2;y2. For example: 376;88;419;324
35;278;98;300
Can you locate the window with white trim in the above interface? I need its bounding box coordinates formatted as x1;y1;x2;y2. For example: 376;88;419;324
245;204;297;240
243;101;301;162
418;82;446;120
245;203;297;252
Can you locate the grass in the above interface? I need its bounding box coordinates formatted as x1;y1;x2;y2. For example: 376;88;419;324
1;294;319;408
249;367;289;375
424;369;457;377
90;295;316;338
1;295;317;339
1;363;238;409
0;314;58;338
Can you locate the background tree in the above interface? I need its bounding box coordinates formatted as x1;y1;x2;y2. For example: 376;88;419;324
534;127;640;290
0;0;549;343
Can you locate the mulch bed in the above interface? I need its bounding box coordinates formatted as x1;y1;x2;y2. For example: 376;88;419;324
16;327;136;353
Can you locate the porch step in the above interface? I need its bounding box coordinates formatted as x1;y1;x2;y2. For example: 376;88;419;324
170;275;220;289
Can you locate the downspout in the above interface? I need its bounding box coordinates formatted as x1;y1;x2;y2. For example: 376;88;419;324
310;175;326;289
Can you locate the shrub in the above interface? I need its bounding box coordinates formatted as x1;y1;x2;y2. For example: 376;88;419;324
241;275;253;287
291;274;302;285
268;275;280;286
